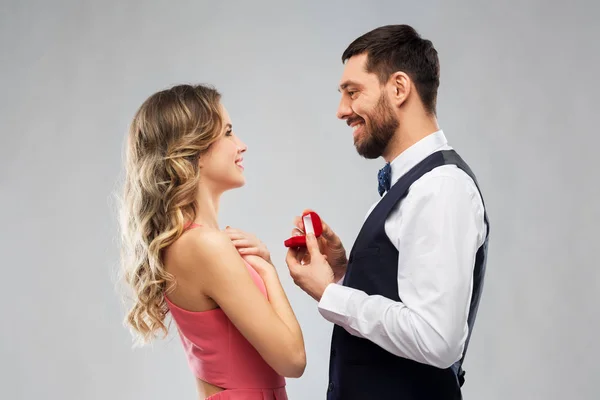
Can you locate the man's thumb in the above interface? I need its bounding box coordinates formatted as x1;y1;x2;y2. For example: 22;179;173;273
305;233;320;256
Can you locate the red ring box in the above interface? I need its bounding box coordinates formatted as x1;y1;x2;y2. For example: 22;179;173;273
284;211;323;247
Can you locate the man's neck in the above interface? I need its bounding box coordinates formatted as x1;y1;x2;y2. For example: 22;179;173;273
383;117;440;163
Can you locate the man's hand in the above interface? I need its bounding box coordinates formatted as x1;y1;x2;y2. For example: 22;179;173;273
286;233;335;301
292;209;348;282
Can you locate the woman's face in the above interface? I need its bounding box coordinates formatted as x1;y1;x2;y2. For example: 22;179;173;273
199;104;247;193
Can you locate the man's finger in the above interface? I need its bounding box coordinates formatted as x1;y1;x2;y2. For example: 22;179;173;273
305;234;322;258
287;246;299;259
295;247;307;263
300;209;336;241
286;249;302;273
301;252;311;265
293;216;303;232
319;221;337;241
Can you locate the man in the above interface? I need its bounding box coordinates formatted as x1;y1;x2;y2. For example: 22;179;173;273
286;24;490;399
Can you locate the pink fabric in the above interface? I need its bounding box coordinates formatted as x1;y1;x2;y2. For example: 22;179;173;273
165;223;286;398
205;387;288;400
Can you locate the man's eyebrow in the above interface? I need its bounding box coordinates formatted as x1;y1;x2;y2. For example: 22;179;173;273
338;80;360;92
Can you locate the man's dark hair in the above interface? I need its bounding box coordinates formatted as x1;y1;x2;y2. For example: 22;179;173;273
342;24;440;115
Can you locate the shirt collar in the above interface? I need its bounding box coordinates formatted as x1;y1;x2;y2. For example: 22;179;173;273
388;130;448;186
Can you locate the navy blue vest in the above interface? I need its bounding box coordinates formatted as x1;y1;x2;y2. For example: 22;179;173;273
327;150;489;400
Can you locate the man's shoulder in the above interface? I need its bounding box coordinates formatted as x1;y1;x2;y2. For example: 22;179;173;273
407;163;484;210
415;150;481;189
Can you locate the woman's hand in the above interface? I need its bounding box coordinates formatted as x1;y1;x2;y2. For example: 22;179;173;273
242;254;277;278
225;227;272;264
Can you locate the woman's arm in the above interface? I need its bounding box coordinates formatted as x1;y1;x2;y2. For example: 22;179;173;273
172;230;306;378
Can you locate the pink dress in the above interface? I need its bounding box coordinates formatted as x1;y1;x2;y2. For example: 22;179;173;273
164;224;287;399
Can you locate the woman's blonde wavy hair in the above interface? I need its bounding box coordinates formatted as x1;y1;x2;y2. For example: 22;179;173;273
119;84;223;345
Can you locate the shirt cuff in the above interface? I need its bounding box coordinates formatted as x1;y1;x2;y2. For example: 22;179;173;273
317;283;356;325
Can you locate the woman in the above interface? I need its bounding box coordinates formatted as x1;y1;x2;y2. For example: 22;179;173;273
119;84;305;399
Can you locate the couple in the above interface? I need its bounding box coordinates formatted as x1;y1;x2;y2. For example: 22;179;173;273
119;24;490;400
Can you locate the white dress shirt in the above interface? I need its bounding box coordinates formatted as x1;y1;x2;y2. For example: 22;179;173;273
318;130;487;369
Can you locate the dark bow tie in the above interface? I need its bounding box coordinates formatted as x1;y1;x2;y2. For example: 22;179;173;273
377;162;391;196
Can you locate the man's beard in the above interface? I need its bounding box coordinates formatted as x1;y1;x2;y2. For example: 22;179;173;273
352;94;399;159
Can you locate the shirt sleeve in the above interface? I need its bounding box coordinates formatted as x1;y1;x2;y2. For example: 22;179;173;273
317;171;486;369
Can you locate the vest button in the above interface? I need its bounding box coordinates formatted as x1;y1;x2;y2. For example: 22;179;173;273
328;382;334;392
331;349;336;357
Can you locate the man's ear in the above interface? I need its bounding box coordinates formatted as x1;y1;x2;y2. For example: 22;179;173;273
389;71;411;107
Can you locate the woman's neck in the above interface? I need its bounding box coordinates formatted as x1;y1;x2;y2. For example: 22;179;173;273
193;185;221;229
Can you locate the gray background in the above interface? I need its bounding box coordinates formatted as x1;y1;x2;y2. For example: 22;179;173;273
1;0;598;399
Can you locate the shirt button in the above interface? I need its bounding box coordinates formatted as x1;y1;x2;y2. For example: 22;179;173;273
328;382;334;392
